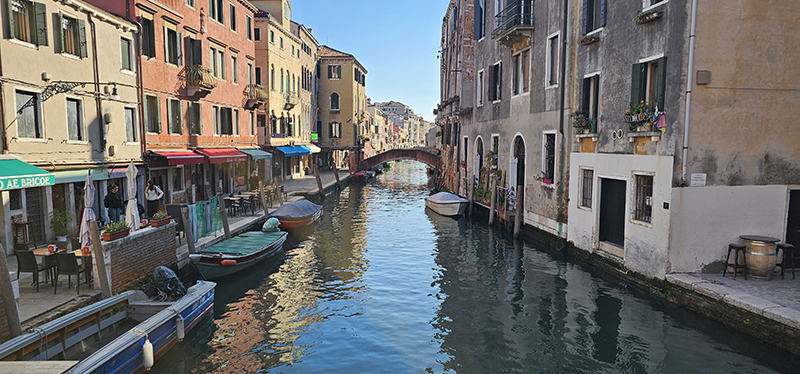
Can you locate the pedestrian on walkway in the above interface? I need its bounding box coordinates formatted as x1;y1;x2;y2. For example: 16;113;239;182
104;184;124;222
145;180;164;218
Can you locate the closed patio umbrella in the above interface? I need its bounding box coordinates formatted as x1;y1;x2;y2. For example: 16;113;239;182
125;161;141;231
79;173;96;249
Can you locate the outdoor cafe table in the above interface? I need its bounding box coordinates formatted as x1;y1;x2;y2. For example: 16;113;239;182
32;247;92;286
740;235;781;279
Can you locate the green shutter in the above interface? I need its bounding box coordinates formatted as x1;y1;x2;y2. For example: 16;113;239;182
193;38;202;65
179;101;185;134
77;19;87;58
582;77;591;114
177;32;183;66
7;0;15;39
57;11;64;53
654;57;667;111
156;97;162;133
144;97;150;131
34;2;47;46
630;63;645;107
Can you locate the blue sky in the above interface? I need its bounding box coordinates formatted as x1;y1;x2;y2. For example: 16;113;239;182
292;0;447;122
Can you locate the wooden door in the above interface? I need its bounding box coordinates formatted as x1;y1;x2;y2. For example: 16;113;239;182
599;179;626;247
786;190;800;246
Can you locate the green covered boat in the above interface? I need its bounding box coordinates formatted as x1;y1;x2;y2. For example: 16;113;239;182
189;231;287;279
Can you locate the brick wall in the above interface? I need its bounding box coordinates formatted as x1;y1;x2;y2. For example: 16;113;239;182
102;223;177;293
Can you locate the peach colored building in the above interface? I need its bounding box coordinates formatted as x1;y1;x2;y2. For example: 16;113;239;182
84;0;267;205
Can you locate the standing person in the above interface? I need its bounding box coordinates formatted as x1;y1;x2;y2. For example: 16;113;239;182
249;170;259;190
104;184;123;222
145;180;164;218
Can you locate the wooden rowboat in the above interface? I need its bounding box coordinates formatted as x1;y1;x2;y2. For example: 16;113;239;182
269;199;323;230
189;231;287;279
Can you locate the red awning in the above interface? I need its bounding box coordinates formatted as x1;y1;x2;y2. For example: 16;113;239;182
195;148;247;164
151;151;205;166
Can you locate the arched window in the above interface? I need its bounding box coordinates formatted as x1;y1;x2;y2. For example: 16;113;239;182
270;65;275;90
286;74;290;94
280;69;284;92
292;74;296;93
330;92;340;111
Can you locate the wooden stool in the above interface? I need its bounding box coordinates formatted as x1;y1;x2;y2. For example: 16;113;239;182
723;243;747;280
777;243;796;279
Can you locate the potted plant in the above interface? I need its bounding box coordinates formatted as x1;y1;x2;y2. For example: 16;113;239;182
571;111;594;133
635;9;664;24
579;34;599;45
102;221;130;241
50;210;72;242
150;211;172;228
623;101;652;125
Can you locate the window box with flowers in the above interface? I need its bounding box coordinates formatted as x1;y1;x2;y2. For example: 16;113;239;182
579;34;599;46
635;10;664;25
623;101;655;132
571;112;597;134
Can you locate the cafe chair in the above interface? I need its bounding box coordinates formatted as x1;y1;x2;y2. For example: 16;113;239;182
15;250;55;293
777;243;796;279
723;243;747;280
55;252;85;295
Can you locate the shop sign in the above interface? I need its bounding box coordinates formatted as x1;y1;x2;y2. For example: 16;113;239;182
0;174;56;191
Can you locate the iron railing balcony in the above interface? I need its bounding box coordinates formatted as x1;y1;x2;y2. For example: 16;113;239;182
492;0;534;45
185;65;217;97
247;84;269;102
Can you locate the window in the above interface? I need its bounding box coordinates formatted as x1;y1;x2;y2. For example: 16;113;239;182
172;167;183;192
631;57;667;112
280;69;284;92
186;37;202;65
121;37;133;71
279;37;284;49
634;174;654;223
474;0;485;39
231;54;238;83
210;46;225;79
246;15;252;40
546;33;559;87
254;27;261;41
254;66;262;85
66;98;83;140
144;95;161;133
229;4;236;31
248;63;254;85
489;62;502;101
491;134;499;168
542;132;556;184
512;49;530;95
59;12;87;57
582;0;606;34
582;74;600;122
329;122;342;138
269;30;274;43
212;106;219;134
580;169;593;208
209;0;224;24
249;112;255;135
330;93;340;111
219;107;233;135
233;109;239;136
188;102;202;135
125;107;137;142
142;18;155;58
270;65;275;90
291;45;295;56
186;0;195;7
328;64;341;79
167;99;183;134
9;1;48;46
476;70;484;106
643;0;664;8
164;27;182;65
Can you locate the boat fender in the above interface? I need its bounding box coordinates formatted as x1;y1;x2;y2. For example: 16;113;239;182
221;259;237;266
176;314;185;342
143;336;154;370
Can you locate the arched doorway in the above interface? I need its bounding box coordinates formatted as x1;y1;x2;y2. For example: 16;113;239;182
508;135;526;189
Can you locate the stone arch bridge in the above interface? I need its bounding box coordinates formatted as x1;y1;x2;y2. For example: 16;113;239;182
359;148;441;171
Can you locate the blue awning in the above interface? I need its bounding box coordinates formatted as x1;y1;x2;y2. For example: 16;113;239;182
275;146;312;157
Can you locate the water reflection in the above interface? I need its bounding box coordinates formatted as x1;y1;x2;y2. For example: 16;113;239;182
152;161;800;374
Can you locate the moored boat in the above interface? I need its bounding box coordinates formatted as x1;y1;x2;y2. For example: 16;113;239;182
269;199;323;229
352;171;368;180
0;280;215;374
189;231;287;279
425;192;469;217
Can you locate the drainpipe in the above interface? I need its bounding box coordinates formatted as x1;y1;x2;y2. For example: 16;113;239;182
681;0;699;184
125;0;146;160
555;0;569;233
88;14;105;157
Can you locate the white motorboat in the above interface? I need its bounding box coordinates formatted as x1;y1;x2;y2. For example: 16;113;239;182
425;192;469;216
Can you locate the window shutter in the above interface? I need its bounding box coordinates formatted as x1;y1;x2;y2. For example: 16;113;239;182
198;103;203;135
179;102;185;134
144;98;150;132
581;0;588;35
209;0;213;18
599;0;607;28
654;57;667;111
34;2;48;46
582;77;591;113
497;63;502;100
7;0;15;39
630;63;645;106
217;0;224;23
156;97;162;133
163;26;168;63
177;32;183;66
329;122;333;138
77;19;87;58
57;11;64;53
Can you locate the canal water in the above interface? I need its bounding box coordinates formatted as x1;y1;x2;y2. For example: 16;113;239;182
154;161;800;373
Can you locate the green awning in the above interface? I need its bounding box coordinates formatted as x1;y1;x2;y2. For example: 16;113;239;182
238;148;272;160
0;159;55;191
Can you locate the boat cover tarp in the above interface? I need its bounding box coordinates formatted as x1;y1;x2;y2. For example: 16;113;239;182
270;199;323;219
198;231;286;255
426;192;469;204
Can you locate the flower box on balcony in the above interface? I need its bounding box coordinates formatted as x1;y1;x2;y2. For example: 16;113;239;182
579;34;599;46
635;10;664;25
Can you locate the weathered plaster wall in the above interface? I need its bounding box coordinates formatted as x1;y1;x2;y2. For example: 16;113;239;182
686;0;800;187
668;185;788;273
568;153;674;279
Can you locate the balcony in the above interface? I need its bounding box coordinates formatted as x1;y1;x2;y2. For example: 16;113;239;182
246;84;268;109
492;0;534;47
185;65;217;97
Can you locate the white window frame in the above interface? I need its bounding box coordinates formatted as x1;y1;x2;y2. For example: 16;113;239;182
512;48;530;97
124;106;139;143
491;133;499;169
212;105;220;135
185;0;195;9
229;4;236;32
643;0;669;11
638;53;665;107
491;60;502;103
578;167;594;210
144;94;160;134
583;71;601;120
545;32;560;89
120;36;134;72
330;92;340;111
541;130;557;187
476;69;484;106
233;109;240;136
231;53;238;84
65;95;85;142
249;111;255;135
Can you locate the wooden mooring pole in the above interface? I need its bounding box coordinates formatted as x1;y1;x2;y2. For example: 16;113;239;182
0;243;22;338
217;194;231;240
489;178;497;225
513;185;524;238
89;221;112;298
180;206;196;254
313;164;324;196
